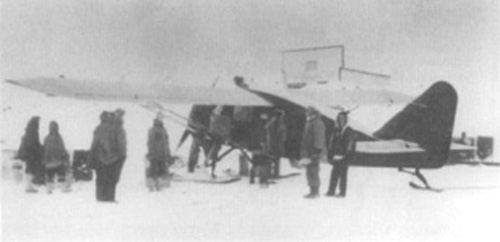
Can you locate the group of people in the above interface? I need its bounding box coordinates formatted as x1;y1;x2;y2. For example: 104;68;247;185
15;103;355;201
16;116;71;194
300;107;355;199
184;102;355;199
186;104;287;187
16;109;172;202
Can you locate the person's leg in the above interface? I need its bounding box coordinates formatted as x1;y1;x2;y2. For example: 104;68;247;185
325;165;337;196
264;162;271;184
208;142;221;178
305;166;312;196
188;139;200;173
114;158;125;184
25;161;38;193
339;163;349;196
258;163;269;187
33;162;45;185
250;163;256;184
304;164;320;198
109;161;122;201
109;184;116;201
100;163;115;202
273;157;280;178
311;162;320;196
45;168;55;194
95;165;105;201
148;159;157;191
329;164;341;196
62;165;72;192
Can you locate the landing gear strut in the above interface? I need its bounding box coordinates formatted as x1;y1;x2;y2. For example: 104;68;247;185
206;144;253;179
398;167;442;192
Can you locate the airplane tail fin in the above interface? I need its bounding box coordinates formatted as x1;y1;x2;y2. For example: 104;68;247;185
373;81;458;168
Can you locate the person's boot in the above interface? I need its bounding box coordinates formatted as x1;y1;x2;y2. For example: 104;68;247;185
62;171;72;193
108;185;117;202
46;182;53;194
313;186;320;198
259;178;269;189
147;178;155;191
304;186;319;199
154;178;162;191
249;167;255;184
164;175;171;189
336;191;346;198
25;174;38;193
325;187;336;197
96;186;105;201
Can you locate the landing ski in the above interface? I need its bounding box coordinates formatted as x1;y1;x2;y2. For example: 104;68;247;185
273;172;301;180
409;182;443;193
171;175;241;184
171;169;241;184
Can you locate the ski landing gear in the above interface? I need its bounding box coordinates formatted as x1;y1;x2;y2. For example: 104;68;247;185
398;167;443;192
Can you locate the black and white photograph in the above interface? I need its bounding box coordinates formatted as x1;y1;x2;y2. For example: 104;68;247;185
1;0;499;241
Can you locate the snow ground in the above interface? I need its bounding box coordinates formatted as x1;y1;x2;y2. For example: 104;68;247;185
2;98;499;241
2;152;500;241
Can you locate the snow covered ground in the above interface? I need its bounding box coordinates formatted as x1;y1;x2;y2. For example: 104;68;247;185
2;88;499;241
2;151;500;241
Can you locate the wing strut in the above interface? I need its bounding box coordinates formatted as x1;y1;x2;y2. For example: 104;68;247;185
141;102;254;178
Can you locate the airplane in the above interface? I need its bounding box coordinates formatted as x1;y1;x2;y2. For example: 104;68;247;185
5;74;458;191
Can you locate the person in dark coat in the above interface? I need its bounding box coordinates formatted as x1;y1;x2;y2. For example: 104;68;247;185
326;112;356;197
89;109;127;202
186;105;214;173
205;105;232;177
300;107;326;199
15;116;43;193
249;113;271;188
146;118;171;191
265;110;287;178
42;121;71;193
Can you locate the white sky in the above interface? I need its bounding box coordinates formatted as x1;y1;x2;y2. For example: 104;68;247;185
1;0;499;150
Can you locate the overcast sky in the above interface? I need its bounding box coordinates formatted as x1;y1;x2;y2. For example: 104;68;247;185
1;0;499;144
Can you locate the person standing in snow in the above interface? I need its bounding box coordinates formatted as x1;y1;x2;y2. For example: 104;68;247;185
42;121;71;194
186;105;214;173
89;109;127;202
146;118;171;191
265;109;287;178
205;105;232;177
249;113;272;188
326;112;355;197
300;107;326;199
15;116;43;193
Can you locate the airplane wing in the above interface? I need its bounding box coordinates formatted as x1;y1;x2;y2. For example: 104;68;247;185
253;85;373;134
248;86;375;136
5;77;272;106
289;88;412;108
